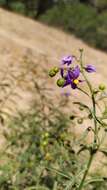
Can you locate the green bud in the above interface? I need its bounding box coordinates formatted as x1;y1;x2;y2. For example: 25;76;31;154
49;69;56;77
77;118;83;124
79;106;84;111
60;132;66;140
53;66;59;73
57;78;65;87
88;113;93;120
104;128;107;132
93;89;99;94
87;127;92;131
79;48;83;52
44;132;49;138
42;140;48;146
45;153;52;161
99;84;106;91
70;115;76;120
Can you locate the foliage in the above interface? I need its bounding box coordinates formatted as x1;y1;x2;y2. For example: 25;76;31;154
0;82;78;190
0;0;5;6
10;2;26;14
96;11;107;50
93;0;107;9
39;2;107;50
0;0;54;18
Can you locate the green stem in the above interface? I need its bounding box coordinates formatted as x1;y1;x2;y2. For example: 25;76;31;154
77;153;94;190
77;87;90;97
92;94;97;143
77;50;98;190
79;50;98;142
79;50;93;94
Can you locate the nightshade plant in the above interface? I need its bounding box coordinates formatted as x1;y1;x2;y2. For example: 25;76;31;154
49;49;107;190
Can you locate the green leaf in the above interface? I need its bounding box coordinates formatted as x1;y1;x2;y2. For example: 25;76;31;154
65;179;75;190
99;149;107;156
53;182;58;190
75;129;89;146
25;187;49;190
95;116;107;127
83;177;104;187
47;167;72;180
65;166;88;190
77;146;89;155
73;102;91;114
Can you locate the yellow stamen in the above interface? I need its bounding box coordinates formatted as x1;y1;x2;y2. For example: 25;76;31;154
73;79;79;85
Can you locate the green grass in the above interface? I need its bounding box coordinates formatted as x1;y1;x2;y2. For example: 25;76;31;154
0;84;107;190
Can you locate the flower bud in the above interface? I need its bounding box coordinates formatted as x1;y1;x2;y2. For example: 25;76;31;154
42;140;48;146
49;69;56;77
45;153;52;161
93;89;99;94
57;78;65;87
44;132;49;138
60;132;66;140
53;66;59;73
103;177;107;181
99;84;106;91
88;113;93;120
70;115;76;120
79;106;84;111
79;48;83;52
41;132;49;139
87;126;92;131
77;118;83;124
104;128;107;132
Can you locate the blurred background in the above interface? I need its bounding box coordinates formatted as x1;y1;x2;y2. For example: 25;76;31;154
0;0;107;51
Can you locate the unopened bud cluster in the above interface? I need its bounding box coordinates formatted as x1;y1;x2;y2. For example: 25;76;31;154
49;67;59;77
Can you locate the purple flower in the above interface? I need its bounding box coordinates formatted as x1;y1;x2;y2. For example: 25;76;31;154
84;65;96;73
62;55;74;66
63;66;81;89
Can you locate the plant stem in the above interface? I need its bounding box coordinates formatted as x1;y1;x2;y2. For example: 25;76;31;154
77;87;90;97
77;153;94;190
92;93;97;143
79;50;98;143
77;50;98;190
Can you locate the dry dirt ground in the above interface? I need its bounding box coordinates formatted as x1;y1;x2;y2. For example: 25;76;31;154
0;8;107;173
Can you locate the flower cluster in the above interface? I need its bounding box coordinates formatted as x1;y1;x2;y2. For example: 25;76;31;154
49;55;96;89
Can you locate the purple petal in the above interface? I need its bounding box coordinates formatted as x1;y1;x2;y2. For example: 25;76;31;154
73;66;80;79
68;66;80;80
68;69;74;79
62;55;73;65
60;68;64;77
85;65;96;73
63;78;71;87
